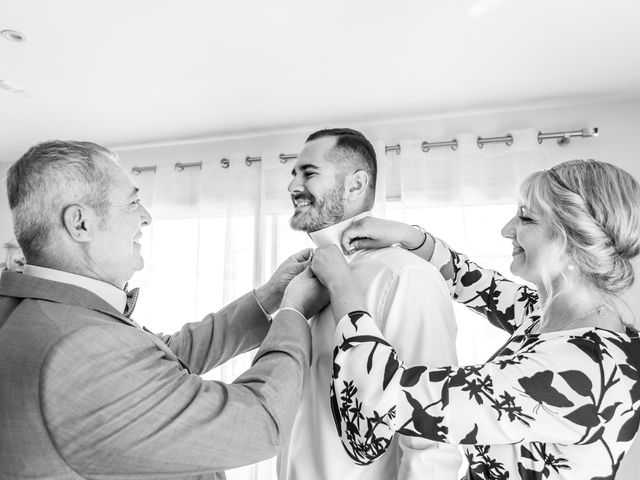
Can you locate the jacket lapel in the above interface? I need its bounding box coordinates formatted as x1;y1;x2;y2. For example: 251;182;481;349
0;271;192;373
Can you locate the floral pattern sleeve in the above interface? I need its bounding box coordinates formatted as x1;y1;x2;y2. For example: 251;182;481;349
430;239;538;334
331;311;640;479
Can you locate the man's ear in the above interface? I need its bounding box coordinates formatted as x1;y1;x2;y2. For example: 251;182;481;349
62;204;95;243
344;170;370;202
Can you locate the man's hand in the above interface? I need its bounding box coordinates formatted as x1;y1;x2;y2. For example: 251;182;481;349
255;248;314;313
281;267;329;319
310;245;367;323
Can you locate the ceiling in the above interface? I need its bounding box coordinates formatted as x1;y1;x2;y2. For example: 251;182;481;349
1;0;640;161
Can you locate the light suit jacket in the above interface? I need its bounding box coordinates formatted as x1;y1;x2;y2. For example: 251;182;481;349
0;271;311;479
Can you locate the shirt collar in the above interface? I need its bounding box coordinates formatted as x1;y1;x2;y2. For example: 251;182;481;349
308;211;371;261
22;265;127;313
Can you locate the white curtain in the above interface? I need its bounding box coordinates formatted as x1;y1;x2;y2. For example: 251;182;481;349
119;127;549;479
384;129;550;365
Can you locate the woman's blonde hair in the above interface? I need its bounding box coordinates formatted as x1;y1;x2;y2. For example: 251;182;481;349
519;160;640;324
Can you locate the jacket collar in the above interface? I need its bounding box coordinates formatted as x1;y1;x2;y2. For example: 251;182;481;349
0;271;139;328
22;264;127;313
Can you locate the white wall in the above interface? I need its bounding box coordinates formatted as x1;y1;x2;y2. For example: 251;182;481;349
1;98;640;477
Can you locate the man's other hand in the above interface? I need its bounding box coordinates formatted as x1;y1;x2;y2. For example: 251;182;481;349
255;248;314;313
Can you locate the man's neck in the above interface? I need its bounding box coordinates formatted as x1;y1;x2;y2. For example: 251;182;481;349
34;249;123;289
308;211;371;251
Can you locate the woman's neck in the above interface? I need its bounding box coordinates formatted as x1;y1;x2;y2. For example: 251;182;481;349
536;286;624;334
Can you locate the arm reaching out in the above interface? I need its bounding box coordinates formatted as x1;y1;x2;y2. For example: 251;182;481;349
341;217;435;259
331;310;632;465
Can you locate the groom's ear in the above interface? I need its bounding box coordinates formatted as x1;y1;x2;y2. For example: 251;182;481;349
344;170;369;202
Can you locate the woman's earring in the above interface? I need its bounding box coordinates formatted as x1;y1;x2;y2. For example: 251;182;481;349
566;264;575;272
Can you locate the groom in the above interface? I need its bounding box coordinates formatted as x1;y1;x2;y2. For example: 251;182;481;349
278;128;461;480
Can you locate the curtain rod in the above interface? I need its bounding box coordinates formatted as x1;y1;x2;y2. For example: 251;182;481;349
385;127;598;155
130;127;598;174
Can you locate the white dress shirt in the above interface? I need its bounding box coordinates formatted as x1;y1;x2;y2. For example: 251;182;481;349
22;265;127;314
278;213;461;480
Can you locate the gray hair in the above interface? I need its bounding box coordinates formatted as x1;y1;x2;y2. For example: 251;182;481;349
7;140;118;264
519;160;640;324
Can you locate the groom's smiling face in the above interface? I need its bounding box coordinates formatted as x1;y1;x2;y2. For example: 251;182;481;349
288;136;346;233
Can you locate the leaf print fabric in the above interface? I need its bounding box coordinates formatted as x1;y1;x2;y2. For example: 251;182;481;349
331;239;640;480
430;240;539;335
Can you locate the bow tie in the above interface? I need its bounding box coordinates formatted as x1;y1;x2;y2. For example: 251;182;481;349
124;287;140;318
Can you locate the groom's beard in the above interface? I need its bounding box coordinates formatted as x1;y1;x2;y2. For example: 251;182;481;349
290;182;345;233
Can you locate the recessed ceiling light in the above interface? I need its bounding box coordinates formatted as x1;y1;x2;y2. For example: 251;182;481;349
1;29;26;42
0;79;31;98
0;79;24;93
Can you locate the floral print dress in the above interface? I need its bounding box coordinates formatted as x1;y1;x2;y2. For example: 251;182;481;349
330;240;640;480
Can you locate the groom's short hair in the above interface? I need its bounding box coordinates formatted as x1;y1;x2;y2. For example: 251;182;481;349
305;128;377;209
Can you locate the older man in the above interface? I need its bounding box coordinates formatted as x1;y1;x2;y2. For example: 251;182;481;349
0;140;326;479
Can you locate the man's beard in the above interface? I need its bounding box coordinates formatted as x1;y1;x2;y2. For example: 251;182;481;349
290;182;345;233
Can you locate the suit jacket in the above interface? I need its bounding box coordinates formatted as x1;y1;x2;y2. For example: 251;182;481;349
0;271;311;479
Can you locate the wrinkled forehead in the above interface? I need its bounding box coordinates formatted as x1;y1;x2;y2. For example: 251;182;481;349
103;160;137;196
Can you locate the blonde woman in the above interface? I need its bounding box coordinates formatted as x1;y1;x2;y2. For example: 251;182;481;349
311;160;640;479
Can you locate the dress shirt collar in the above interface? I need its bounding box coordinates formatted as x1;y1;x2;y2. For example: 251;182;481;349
308;211;371;262
22;265;127;314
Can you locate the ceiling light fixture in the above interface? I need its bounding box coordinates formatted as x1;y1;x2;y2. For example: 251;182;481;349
1;29;26;42
0;79;24;93
0;79;31;98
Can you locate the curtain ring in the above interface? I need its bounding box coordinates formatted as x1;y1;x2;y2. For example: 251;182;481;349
245;156;261;167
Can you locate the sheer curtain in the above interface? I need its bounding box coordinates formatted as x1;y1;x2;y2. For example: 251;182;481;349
118;127;548;479
385;129;550;365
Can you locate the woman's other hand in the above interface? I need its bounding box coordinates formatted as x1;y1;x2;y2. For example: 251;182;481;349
341;217;427;254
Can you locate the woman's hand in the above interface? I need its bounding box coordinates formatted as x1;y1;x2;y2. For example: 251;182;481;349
341;217;426;254
281;267;329;320
342;217;435;261
309;245;351;291
310;245;367;323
